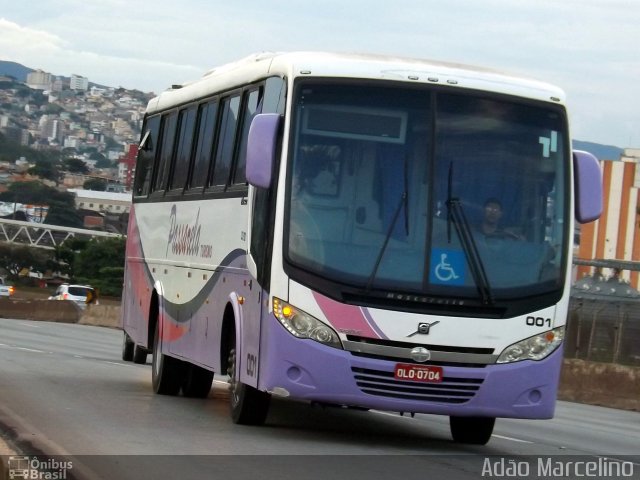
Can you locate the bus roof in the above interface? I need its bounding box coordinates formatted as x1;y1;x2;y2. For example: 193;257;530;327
146;51;566;114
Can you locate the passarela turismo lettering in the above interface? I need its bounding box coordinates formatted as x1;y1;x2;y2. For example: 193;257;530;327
166;205;202;257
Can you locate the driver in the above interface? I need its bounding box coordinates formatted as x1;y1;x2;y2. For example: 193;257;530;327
480;198;523;240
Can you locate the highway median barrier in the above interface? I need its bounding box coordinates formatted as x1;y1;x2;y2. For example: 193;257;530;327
0;298;81;323
0;298;121;328
79;303;121;329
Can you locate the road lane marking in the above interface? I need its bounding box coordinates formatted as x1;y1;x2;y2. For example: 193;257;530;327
14;347;44;353
493;434;533;444
104;361;136;367
0;344;44;353
18;322;40;328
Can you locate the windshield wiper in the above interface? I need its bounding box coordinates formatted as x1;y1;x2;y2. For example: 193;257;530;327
365;155;409;293
446;163;494;305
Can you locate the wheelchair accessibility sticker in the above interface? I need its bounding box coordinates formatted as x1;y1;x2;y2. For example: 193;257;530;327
429;249;465;285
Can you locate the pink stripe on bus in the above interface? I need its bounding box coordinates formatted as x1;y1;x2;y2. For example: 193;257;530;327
312;291;382;339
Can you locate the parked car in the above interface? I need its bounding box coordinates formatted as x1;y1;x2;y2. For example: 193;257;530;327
0;277;15;297
48;284;97;308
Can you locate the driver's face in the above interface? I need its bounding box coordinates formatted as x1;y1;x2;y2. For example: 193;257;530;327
484;203;502;224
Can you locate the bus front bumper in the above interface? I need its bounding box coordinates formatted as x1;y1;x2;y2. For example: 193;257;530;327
259;313;562;419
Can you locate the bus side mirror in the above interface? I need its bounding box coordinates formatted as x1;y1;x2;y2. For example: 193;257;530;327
573;150;602;224
246;113;281;189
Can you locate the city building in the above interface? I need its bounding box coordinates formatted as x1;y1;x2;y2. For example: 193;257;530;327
26;70;52;90
70;74;89;91
577;148;640;288
68;188;131;215
118;144;138;189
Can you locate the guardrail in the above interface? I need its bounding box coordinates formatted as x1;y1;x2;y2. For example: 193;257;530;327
565;297;640;367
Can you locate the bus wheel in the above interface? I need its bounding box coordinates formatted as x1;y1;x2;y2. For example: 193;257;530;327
122;333;134;361
182;364;214;398
132;344;148;364
151;322;184;395
449;416;495;445
227;348;271;425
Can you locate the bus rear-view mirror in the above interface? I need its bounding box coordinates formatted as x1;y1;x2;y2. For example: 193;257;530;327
573;150;602;223
246;113;281;189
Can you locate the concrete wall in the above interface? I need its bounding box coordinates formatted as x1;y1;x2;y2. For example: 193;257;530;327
1;298;637;412
558;359;639;411
0;298;81;323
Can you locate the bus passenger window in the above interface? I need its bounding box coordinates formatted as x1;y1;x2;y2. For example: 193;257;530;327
190;101;218;189
153;112;178;192
211;94;241;187
170;106;197;191
134;115;160;197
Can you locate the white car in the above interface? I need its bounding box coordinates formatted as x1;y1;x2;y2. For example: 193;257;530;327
0;277;15;297
49;284;97;308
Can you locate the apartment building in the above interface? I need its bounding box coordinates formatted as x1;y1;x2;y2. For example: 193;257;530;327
70;74;89;91
577;148;640;288
26;70;52;90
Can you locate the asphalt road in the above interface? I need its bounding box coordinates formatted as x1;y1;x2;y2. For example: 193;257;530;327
0;318;638;480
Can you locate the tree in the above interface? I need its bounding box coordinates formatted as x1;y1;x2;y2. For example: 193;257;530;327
50;238;90;279
73;237;125;297
0;244;51;279
63;157;89;174
28;159;62;183
83;178;108;191
89;151;107;162
95;157;114;169
0;182;83;228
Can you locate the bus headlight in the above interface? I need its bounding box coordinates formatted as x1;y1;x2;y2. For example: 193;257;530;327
496;327;564;363
273;297;342;349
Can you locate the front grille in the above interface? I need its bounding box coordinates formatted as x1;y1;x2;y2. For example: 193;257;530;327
346;335;495;354
352;367;483;403
349;351;487;368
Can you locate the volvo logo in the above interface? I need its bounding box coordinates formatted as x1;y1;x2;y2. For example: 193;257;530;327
407;321;440;337
410;347;431;363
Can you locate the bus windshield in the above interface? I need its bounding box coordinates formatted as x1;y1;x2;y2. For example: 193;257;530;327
285;81;568;302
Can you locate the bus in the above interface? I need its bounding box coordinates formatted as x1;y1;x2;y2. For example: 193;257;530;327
120;52;602;445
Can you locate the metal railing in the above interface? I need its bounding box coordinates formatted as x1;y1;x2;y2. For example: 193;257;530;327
565;297;640;366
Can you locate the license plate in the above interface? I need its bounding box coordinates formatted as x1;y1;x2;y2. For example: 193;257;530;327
394;363;443;383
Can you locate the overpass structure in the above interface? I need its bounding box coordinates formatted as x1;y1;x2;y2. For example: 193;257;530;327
0;217;122;250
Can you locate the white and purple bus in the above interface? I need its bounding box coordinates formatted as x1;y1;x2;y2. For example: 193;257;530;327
121;52;602;445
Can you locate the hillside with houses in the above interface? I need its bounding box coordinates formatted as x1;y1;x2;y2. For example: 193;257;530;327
0;62;153;194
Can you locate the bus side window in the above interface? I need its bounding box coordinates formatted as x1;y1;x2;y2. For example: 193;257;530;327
169;106;197;192
233;87;264;185
190;101;219;189
134;115;161;197
210;94;241;187
152;112;178;193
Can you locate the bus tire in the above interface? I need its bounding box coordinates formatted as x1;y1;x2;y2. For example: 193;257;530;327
227;348;271;425
132;344;148;364
182;364;214;398
152;322;184;395
122;333;134;361
449;416;495;445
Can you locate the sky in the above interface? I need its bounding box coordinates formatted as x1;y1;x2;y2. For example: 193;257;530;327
0;0;638;147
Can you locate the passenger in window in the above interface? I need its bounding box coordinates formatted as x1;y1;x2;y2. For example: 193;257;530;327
479;198;523;240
